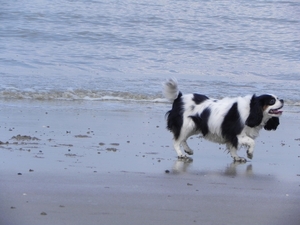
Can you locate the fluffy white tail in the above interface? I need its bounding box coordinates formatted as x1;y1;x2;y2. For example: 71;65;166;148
163;78;180;101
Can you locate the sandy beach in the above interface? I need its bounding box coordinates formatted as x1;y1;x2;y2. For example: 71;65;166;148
0;100;299;225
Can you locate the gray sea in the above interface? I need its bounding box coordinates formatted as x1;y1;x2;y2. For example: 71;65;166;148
1;0;300;111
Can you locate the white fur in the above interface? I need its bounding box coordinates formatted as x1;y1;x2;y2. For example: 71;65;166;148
163;77;179;101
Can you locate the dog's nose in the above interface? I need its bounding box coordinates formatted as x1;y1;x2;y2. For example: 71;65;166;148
280;99;284;105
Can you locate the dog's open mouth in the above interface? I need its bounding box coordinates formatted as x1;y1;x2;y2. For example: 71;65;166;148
269;106;283;115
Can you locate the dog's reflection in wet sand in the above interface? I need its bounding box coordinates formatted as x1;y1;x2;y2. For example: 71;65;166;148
171;158;253;177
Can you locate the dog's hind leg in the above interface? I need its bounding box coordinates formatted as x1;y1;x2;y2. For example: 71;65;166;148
173;139;186;158
179;127;195;156
182;140;194;155
172;119;196;158
173;134;194;158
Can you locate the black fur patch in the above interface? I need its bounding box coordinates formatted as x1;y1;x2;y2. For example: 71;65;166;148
190;107;211;136
257;94;276;106
192;94;209;104
166;92;184;140
264;117;280;130
221;102;243;148
245;95;263;128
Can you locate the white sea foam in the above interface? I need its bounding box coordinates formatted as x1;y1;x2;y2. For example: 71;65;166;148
0;87;299;109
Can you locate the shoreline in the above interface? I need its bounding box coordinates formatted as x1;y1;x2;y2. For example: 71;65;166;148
0;100;299;225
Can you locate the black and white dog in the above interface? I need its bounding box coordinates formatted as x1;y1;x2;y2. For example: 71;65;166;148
164;78;284;162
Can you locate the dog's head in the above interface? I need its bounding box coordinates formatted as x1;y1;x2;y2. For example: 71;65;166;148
246;94;284;130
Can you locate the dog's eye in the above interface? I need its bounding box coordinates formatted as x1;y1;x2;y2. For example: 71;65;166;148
269;99;276;105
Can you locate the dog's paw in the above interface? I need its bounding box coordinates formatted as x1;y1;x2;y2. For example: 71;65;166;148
247;151;253;159
233;157;247;163
177;156;193;162
178;154;187;159
177;154;192;160
184;149;194;155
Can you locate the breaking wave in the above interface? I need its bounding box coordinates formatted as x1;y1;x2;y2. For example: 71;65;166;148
0;88;167;103
1;87;300;108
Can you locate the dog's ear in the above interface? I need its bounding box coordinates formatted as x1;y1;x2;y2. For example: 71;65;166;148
264;117;280;131
246;95;263;127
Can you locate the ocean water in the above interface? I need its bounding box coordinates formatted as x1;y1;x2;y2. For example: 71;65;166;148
1;0;300;109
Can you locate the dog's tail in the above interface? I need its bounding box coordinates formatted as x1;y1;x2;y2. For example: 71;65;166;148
163;78;180;101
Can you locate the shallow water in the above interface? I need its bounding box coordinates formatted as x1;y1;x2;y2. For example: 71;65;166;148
1;0;300;107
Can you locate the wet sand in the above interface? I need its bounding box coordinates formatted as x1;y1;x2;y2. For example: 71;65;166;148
0;101;299;225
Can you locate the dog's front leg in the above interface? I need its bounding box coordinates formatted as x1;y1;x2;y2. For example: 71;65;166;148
237;136;255;160
228;145;247;163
